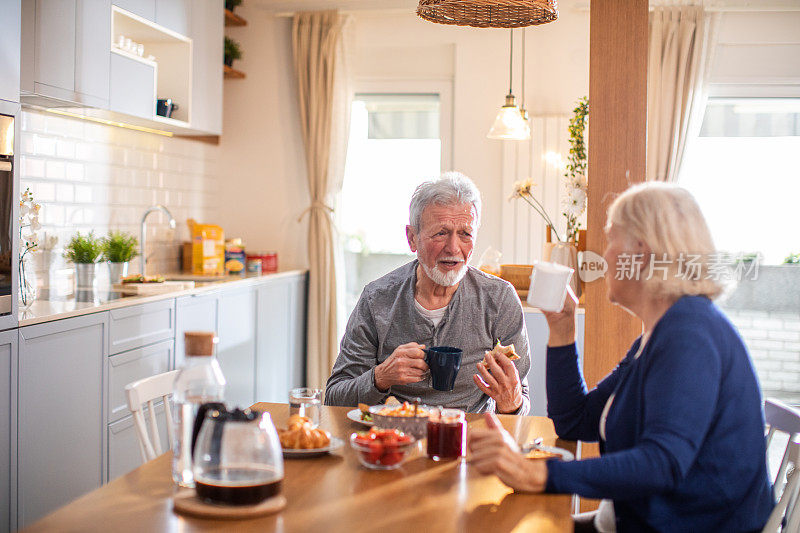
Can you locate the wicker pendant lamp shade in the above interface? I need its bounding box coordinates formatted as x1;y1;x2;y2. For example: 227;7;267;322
417;0;558;28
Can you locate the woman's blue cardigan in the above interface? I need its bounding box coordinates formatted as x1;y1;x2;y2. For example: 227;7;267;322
544;295;773;532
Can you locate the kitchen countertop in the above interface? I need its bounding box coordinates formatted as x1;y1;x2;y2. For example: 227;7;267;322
18;270;307;327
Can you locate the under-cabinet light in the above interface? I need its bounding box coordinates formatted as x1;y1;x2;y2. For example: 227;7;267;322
43;108;174;137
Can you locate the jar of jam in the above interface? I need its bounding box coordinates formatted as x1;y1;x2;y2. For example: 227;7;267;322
426;408;466;460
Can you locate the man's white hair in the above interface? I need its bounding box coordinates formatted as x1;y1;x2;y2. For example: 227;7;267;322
409;172;482;231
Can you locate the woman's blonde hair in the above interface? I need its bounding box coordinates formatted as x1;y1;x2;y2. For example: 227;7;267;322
606;182;725;300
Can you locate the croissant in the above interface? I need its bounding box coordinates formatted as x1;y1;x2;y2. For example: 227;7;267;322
279;416;331;449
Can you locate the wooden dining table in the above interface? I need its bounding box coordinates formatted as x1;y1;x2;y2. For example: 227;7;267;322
24;403;577;532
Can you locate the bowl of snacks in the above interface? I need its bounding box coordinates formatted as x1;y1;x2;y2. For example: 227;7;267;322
350;428;416;470
369;402;431;440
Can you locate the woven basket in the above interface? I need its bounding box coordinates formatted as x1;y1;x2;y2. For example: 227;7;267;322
500;264;533;290
417;0;558;28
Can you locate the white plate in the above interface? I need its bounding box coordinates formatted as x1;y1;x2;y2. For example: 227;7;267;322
346;408;374;427
520;442;575;462
282;436;344;458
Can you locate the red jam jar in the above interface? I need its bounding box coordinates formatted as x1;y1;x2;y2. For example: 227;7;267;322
426;408;466;460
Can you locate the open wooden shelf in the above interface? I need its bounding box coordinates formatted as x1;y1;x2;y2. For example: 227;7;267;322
224;9;247;26
224;65;246;79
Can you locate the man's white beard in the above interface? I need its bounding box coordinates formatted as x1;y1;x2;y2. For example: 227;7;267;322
420;258;468;287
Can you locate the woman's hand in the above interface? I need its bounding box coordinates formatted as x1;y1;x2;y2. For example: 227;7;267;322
467;413;548;493
541;285;579;347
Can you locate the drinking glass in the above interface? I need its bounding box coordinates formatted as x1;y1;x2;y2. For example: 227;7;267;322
426;408;466;460
288;387;322;428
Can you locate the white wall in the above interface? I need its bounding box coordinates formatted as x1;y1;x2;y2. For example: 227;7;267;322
218;1;589;269
217;6;309;271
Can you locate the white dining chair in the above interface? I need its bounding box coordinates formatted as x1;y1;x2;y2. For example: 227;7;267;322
124;370;179;462
763;398;800;533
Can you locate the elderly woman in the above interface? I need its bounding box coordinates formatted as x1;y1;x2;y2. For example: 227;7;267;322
468;183;773;532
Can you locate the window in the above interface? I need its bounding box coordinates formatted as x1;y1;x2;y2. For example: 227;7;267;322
339;90;449;315
679;98;800;265
680;97;800;406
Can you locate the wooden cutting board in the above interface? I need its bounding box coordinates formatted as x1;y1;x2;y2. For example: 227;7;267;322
112;281;195;295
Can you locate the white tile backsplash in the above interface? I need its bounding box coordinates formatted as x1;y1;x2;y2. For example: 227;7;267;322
20;109;219;286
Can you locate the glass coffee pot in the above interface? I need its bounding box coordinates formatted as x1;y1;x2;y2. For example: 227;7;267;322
192;407;284;506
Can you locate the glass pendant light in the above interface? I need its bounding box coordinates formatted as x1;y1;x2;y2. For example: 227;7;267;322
487;29;531;141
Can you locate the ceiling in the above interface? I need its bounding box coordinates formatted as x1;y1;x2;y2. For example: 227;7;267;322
253;0;418;13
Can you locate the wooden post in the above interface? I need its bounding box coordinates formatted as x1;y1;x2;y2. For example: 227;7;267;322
580;0;649;511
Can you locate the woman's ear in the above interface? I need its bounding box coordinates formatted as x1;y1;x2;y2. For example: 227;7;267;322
636;239;652;270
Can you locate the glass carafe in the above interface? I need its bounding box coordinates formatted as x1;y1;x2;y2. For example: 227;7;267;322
193;407;284;506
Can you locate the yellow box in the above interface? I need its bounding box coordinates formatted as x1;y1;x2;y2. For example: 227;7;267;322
187;219;225;276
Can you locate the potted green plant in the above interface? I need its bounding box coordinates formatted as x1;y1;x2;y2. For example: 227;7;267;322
225;0;242;13
103;231;139;283
64;232;104;288
224;36;243;68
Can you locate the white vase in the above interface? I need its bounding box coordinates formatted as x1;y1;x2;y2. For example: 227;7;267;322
75;263;97;289
108;262;129;284
548;242;580;298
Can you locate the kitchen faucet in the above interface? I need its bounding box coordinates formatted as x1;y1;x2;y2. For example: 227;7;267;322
140;205;177;277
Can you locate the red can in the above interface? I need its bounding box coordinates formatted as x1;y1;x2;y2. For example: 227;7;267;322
246;252;278;274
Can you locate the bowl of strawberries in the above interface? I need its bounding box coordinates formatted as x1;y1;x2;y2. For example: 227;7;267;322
350;427;416;470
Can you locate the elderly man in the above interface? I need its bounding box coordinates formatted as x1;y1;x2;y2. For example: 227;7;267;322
325;172;530;414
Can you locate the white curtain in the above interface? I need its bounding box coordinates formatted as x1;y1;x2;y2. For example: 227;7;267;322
292;11;351;388
647;6;718;182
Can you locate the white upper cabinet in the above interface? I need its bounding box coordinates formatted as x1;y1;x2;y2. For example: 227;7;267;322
156;0;191;36
189;0;223;135
21;0;223;136
76;0;112;107
0;0;21;103
32;0;76;98
112;0;154;21
21;0;110;108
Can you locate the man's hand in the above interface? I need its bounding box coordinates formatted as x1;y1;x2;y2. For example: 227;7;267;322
468;413;547;493
374;342;428;391
473;349;523;413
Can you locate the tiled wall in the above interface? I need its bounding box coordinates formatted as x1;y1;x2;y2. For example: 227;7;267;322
19;109;219;292
723;307;800;404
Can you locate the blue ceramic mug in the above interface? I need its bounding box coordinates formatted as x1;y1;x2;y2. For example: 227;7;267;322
424;346;463;391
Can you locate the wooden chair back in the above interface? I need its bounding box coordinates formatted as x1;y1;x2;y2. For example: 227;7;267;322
124;370;179;461
763;398;800;532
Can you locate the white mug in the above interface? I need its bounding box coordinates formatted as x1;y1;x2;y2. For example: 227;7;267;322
527;261;574;312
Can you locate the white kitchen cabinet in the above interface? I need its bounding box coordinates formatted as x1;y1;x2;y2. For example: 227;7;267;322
109;52;156;119
256;274;308;403
217;287;257;408
108;408;167;481
156;0;191;36
524;310;585;417
0;0;21;103
175;292;219;367
31;0;76;97
107;339;172;423
75;0;112;107
21;0;110;107
0;330;18;533
109;299;175;355
112;0;154;21
17;313;108;529
189;0;223;135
